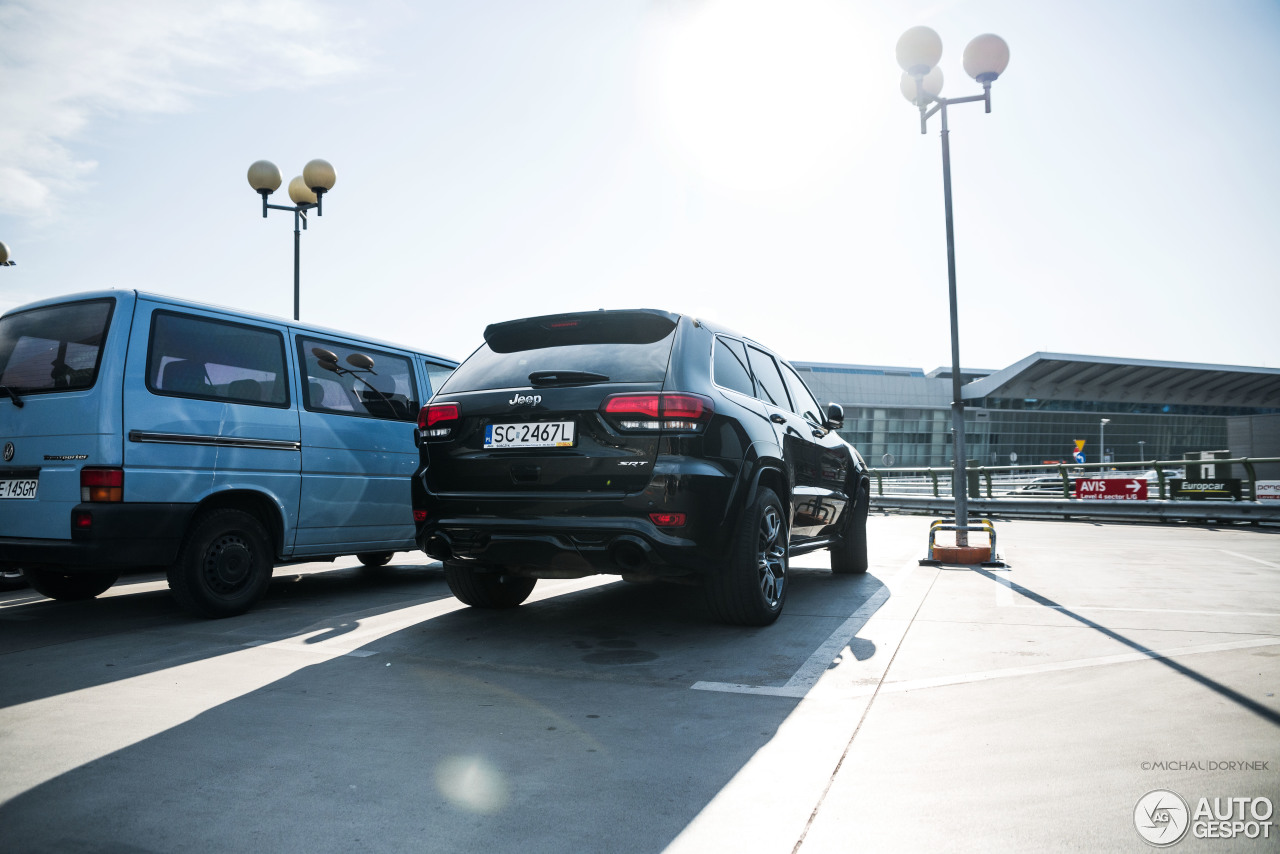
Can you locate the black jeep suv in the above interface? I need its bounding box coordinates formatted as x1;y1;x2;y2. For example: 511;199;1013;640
411;309;869;626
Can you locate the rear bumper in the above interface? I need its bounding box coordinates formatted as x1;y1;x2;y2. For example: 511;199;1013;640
0;503;195;571
413;471;739;579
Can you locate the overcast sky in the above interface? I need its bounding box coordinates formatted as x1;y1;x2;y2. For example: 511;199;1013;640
2;0;1277;372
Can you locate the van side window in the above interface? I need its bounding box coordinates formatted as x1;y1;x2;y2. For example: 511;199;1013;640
713;336;755;397
147;312;288;406
746;346;791;409
300;337;419;421
424;362;455;400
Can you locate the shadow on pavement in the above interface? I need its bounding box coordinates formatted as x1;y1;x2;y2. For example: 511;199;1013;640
0;566;890;854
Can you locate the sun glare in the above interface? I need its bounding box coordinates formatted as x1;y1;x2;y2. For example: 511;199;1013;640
640;0;873;202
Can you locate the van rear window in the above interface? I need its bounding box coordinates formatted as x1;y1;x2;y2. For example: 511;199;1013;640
0;299;114;394
441;311;678;393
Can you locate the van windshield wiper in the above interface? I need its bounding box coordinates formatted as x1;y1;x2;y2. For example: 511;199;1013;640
0;385;24;408
528;370;611;387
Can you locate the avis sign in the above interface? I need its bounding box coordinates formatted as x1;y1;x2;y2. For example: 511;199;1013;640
1074;478;1148;500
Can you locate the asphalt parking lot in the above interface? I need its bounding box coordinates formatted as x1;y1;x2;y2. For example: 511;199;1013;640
1;514;1277;853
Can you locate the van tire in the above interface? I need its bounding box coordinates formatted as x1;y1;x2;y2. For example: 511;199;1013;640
168;509;274;618
24;567;118;601
357;552;393;569
444;562;536;609
706;487;788;626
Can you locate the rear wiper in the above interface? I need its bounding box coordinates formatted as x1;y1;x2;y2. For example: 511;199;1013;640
0;385;24;408
528;370;610;387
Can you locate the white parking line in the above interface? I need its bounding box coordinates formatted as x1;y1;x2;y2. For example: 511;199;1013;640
1223;550;1280;570
991;573;1280;618
877;636;1280;695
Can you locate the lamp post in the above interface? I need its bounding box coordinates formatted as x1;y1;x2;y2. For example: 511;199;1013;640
247;159;337;321
897;26;1009;546
0;241;14;267
1100;418;1111;468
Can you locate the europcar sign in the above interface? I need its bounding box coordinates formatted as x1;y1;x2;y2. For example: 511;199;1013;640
1168;479;1242;500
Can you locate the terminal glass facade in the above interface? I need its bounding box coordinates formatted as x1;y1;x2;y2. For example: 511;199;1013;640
795;363;1235;469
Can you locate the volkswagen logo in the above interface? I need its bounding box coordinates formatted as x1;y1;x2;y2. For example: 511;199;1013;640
2;442;12;462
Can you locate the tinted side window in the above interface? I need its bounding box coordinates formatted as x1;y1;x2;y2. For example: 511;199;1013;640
747;346;790;409
0;299;114;394
148;312;288;406
713;336;755;397
782;363;824;425
300;337;419;422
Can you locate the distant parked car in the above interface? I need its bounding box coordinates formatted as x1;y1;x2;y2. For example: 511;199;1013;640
412;308;871;626
1006;477;1072;498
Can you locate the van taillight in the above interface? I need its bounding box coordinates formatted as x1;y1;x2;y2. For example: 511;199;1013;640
601;393;713;433
81;467;123;502
417;402;461;439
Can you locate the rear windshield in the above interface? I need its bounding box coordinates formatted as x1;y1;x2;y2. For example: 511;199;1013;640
440;311;677;393
0;299;115;395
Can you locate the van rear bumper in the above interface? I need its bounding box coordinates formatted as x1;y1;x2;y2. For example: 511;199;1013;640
0;503;196;571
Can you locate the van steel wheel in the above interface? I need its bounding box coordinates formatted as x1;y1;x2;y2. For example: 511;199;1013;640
444;562;537;609
24;567;117;600
707;487;788;626
168;509;273;618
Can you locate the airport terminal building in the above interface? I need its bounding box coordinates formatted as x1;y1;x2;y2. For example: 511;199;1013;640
793;353;1280;471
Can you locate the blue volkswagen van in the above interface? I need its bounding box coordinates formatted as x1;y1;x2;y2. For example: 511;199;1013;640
0;290;456;617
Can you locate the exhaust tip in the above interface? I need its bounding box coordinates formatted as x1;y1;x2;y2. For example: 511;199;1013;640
425;533;453;561
609;537;651;572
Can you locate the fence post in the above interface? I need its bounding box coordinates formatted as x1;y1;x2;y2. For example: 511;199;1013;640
1242;458;1256;501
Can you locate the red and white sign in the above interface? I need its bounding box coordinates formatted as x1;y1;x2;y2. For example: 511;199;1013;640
1074;478;1148;500
1257;481;1280;502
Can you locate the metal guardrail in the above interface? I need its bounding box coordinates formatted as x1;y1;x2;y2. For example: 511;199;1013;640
866;457;1280;524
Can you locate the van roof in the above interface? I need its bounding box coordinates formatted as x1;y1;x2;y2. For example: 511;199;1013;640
2;288;458;364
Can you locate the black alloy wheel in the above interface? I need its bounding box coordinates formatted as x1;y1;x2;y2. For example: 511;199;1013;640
708;486;788;626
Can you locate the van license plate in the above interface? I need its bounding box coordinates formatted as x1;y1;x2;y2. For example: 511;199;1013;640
0;478;38;499
485;422;575;449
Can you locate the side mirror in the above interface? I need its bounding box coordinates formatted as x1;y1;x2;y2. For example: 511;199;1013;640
346;352;375;371
311;347;341;374
824;402;844;430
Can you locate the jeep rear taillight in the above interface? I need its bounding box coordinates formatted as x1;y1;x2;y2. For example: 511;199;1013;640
601;393;713;433
417;402;461;439
80;467;123;502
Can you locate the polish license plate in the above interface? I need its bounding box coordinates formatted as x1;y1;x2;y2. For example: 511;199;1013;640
0;478;39;499
485;422;575;449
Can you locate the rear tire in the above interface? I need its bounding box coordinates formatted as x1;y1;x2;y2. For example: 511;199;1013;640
831;483;869;575
24;567;117;600
0;567;28;592
357;552;394;568
168;509;274;618
707;487;788;626
444;562;536;609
